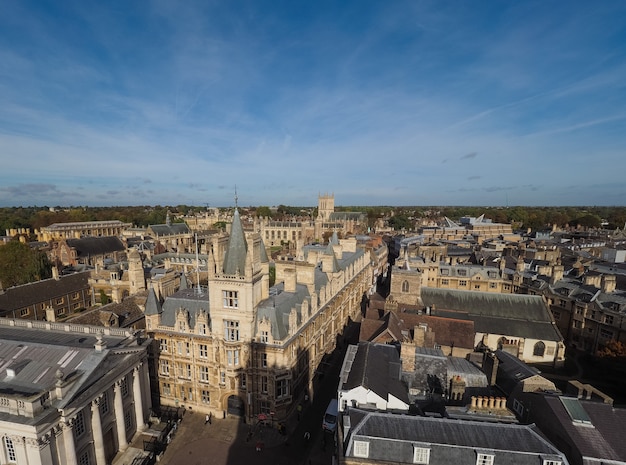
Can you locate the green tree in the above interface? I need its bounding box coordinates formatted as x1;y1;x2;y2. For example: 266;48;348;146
0;240;51;288
256;206;272;218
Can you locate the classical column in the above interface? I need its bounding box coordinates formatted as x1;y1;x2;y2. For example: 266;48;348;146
61;420;78;465
133;365;147;431
91;399;107;465
114;380;129;451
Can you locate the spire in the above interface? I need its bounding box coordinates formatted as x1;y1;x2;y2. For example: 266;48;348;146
180;273;189;290
223;208;248;275
330;230;339;245
144;287;162;316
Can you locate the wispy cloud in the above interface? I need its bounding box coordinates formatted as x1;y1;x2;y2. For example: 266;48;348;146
0;0;624;207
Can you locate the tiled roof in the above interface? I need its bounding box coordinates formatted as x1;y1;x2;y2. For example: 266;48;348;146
66;236;125;256
0;271;90;313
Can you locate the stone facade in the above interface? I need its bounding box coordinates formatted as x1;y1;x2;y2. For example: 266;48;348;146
146;208;375;421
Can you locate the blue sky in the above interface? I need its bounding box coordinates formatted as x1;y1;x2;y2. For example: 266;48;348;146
1;0;625;207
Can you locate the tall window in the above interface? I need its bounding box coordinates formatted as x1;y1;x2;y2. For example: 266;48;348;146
99;392;110;416
3;436;16;462
202;390;210;404
261;331;269;343
240;374;247;389
74;410;86;438
402;280;409;292
160;360;170;375
200;366;209;382
199;344;208;359
224;320;240;341
276;379;289;398
227;350;240;366
220;371;226;384
223;290;239;308
78;450;90;465
261;376;268;393
159;339;168;352
121;377;129;396
261;353;268;368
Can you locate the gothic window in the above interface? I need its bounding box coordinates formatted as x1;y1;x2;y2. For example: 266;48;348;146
402;280;409;293
533;341;546;357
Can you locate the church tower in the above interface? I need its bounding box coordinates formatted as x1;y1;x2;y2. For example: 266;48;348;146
317;193;334;222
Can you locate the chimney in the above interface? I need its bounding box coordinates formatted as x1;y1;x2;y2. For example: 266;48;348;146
401;342;416;373
482;352;499;386
284;268;297;293
52;266;60;281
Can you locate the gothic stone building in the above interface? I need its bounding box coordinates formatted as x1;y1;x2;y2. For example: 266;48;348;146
145;208;372;421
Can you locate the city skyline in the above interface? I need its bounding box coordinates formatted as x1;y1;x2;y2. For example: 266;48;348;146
1;1;625;207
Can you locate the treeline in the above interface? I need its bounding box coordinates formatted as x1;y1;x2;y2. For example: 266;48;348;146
1;205;626;235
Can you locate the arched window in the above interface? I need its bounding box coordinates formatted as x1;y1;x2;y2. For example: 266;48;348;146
533;341;546;357
3;436;16;462
401;280;409;293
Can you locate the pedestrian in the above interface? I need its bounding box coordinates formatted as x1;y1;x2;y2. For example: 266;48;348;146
304;431;310;441
205;414;210;425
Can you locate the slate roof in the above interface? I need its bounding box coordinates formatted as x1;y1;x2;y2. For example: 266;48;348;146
223;209;248;276
66;236;125;257
0;271;90;313
148;223;190;236
396;313;475;350
256;248;365;342
421;288;563;342
343;409;567;465
160;288;209;329
67;294;146;329
340;342;409;406
532;394;626;463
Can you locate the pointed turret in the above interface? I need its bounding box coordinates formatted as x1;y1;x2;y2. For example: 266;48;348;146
144;287;162;316
180;272;189;290
223;208;248;276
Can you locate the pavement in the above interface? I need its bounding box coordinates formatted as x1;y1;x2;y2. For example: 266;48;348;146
154;404;335;465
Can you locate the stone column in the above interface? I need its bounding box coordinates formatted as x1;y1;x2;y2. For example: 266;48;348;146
133;365;147;431
91;399;107;465
62;421;78;465
114;380;128;451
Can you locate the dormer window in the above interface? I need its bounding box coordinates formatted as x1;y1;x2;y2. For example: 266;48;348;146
353;440;369;458
413;446;430;464
476;453;494;465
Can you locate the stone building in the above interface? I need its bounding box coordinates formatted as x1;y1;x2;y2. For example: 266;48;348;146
145;207;373;421
0;270;91;320
37;220;131;242
0;318;151;465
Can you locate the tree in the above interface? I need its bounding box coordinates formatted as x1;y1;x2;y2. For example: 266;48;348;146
256;206;272;218
0;240;51;289
597;340;626;358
